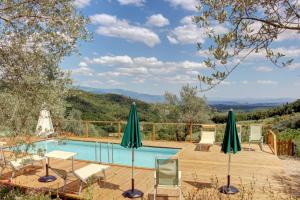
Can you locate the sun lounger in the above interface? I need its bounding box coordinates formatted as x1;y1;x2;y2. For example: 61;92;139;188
0;143;46;181
195;125;216;151
74;164;109;194
52;163;109;194
7;154;45;181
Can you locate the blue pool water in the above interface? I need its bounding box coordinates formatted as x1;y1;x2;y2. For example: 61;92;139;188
14;140;180;168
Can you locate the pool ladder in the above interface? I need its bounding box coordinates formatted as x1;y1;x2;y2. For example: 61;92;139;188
94;142;114;164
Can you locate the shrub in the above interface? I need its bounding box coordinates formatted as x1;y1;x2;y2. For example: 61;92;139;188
277;129;300;141
0;186;57;200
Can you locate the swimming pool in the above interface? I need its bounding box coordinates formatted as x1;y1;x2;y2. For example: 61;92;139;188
15;140;180;168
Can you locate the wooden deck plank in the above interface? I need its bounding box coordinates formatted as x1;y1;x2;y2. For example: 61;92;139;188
0;138;295;200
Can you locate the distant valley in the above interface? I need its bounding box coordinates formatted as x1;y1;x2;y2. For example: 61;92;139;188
77;86;295;111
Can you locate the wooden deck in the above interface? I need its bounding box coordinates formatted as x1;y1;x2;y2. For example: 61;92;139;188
0;138;297;199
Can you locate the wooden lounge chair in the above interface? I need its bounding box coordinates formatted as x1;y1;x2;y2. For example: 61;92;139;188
249;125;263;151
52;163;109;194
154;157;182;200
195;125;216;151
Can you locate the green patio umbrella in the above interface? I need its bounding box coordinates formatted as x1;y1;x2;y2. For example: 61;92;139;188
121;102;143;198
219;109;241;194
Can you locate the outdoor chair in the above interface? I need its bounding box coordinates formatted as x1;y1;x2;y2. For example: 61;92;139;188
6;155;45;181
237;125;242;144
52;163;109;194
249;125;263;151
153;156;182;200
0;146;46;181
195;125;216;151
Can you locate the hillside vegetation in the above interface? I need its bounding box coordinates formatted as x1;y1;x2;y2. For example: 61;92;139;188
64;90;300;147
66;90;160;122
212;99;300;123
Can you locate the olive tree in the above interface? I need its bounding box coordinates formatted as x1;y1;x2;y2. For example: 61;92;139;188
194;0;300;91
163;85;211;140
0;0;89;137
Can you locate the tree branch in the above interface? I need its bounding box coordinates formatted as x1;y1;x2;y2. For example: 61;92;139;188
241;17;300;30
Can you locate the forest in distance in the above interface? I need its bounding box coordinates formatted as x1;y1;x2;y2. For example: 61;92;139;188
66;87;300;124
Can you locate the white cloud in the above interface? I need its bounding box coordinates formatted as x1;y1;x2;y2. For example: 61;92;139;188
165;75;198;84
286;62;300;70
89;55;206;72
255;66;273;72
276;30;300;42
90;13;160;47
79;62;88;68
146;14;169;27
132;78;145;83
247;21;300;42
79;80;103;88
200;46;300;64
180;16;194;24
165;0;197;11
97;71;122;77
107;80;122;86
76;55;208;86
272;47;300;57
72;66;94;76
118;67;149;75
117;0;145;6
166;35;179;44
242;80;249;85
257;80;278;85
91;55;133;65
181;61;205;69
73;0;91;8
167;16;228;45
167;24;205;44
90;14;117;25
220;81;233;85
186;70;199;75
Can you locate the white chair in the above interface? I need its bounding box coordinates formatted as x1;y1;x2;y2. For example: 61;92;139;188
154;157;182;200
237;125;242;144
7;154;45;181
249;125;263;150
196;125;216;151
0;145;46;181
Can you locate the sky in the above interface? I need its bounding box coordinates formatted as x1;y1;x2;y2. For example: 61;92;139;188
62;0;300;99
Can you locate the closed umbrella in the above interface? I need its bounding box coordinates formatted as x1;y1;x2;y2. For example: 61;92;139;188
219;110;241;194
121;102;143;198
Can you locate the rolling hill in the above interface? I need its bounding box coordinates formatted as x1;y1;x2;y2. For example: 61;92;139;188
66;90;160;121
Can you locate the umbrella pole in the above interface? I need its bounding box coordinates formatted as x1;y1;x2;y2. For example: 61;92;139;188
131;147;134;192
227;153;231;188
219;152;238;194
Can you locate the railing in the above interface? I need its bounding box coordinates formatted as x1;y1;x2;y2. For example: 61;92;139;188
56;120;270;143
94;141;114;164
267;129;277;155
267;129;295;156
57;120;204;142
277;140;294;156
